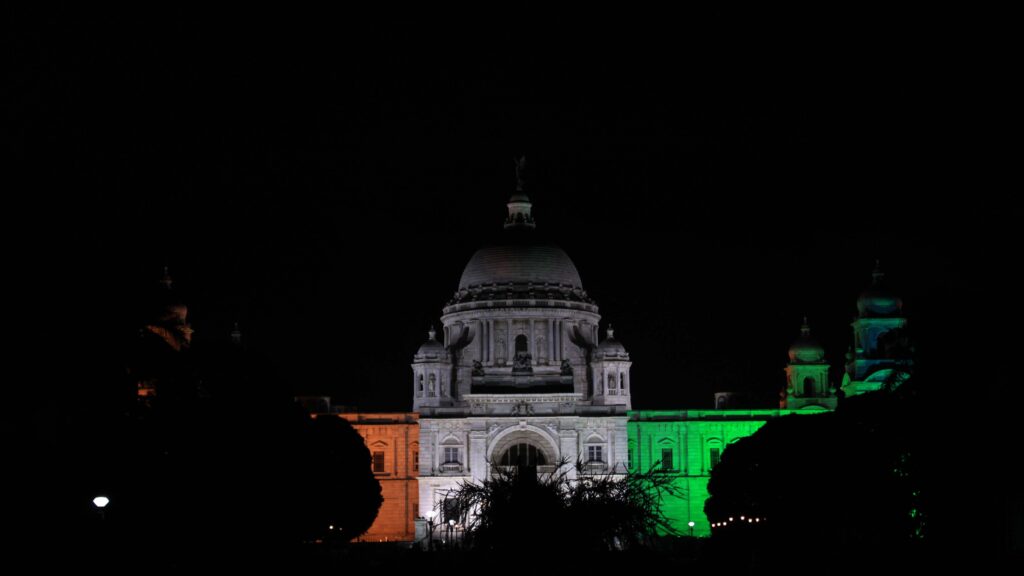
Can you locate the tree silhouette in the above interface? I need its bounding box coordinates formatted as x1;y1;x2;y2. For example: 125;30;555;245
441;459;683;554
704;377;928;570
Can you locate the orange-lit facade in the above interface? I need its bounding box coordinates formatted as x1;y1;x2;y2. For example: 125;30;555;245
338;412;419;542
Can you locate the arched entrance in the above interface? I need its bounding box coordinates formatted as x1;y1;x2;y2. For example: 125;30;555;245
489;427;559;479
499;442;548;468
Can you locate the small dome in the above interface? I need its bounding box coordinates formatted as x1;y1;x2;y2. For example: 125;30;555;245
416;327;444;357
595;326;629;358
788;320;825;363
857;263;903;317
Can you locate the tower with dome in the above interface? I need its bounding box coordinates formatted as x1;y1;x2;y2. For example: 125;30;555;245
414;158;632;520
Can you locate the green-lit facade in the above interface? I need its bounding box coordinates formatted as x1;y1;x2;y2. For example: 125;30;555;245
628;263;910;537
627;408;822;537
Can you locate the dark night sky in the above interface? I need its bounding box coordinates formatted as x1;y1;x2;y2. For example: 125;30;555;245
15;18;1010;413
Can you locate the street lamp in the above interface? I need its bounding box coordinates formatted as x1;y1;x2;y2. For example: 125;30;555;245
93;496;110;521
687;520;695;537
425;510;438;550
447;518;456;548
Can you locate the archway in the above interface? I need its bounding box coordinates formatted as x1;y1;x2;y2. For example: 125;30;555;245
515;334;528;354
488;426;559;479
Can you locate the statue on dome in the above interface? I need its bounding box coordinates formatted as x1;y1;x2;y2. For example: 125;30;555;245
514;155;527;191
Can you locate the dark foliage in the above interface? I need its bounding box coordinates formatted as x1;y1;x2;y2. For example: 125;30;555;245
704;378;928;570
440;459;682;554
36;310;382;569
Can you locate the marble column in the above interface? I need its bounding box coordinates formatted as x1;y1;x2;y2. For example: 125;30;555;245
548;320;555;363
529;319;536;365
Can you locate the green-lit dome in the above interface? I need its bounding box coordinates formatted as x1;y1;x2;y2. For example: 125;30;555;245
857;263;903;317
788;320;825;363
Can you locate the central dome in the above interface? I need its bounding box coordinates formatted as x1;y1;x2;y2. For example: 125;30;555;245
446;171;595;310
459;241;583;290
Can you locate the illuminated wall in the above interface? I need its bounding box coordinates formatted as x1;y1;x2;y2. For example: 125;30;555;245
339;412;420;542
628;409;815;537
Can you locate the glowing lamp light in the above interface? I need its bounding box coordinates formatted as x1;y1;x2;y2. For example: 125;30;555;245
740;516;745;520
688;521;695;528
92;496;110;509
329;525;334;530
426;510;438;520
728;517;734;522
449;519;456;527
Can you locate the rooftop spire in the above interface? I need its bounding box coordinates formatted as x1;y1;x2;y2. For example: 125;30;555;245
872;259;884;285
515;155;527;193
428;325;437;341
800;317;811;336
505;155;535;229
160;265;173;289
606;324;615;339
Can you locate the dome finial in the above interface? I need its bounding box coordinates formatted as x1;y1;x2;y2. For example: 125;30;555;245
505;156;536;229
872;259;884;284
606;324;615;339
515;155;527;192
801;316;811;336
160;265;173;289
231;321;243;346
428;325;437;341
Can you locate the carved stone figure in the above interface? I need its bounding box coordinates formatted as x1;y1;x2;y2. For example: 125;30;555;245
513;352;533;373
560;358;573;376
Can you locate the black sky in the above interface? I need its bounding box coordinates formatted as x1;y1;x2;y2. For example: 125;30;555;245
15;18;1010;412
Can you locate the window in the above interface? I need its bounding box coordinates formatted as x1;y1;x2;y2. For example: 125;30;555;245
443;498;459;522
628;445;634;470
373;451;385;473
619;373;626;392
444;447;460;464
803;376;815;397
413;452;419;473
587;445;603;463
608;373;617;395
661;448;673;471
710;447;721;468
515;334;528;353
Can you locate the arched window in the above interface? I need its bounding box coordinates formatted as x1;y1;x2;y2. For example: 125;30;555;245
619;372;626;392
706;438;723;472
515;334;528;354
710;448;721;468
803;376;815;397
608;372;617;395
418;374;424;396
440;436;462;471
500;442;547;468
428;373;436;397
